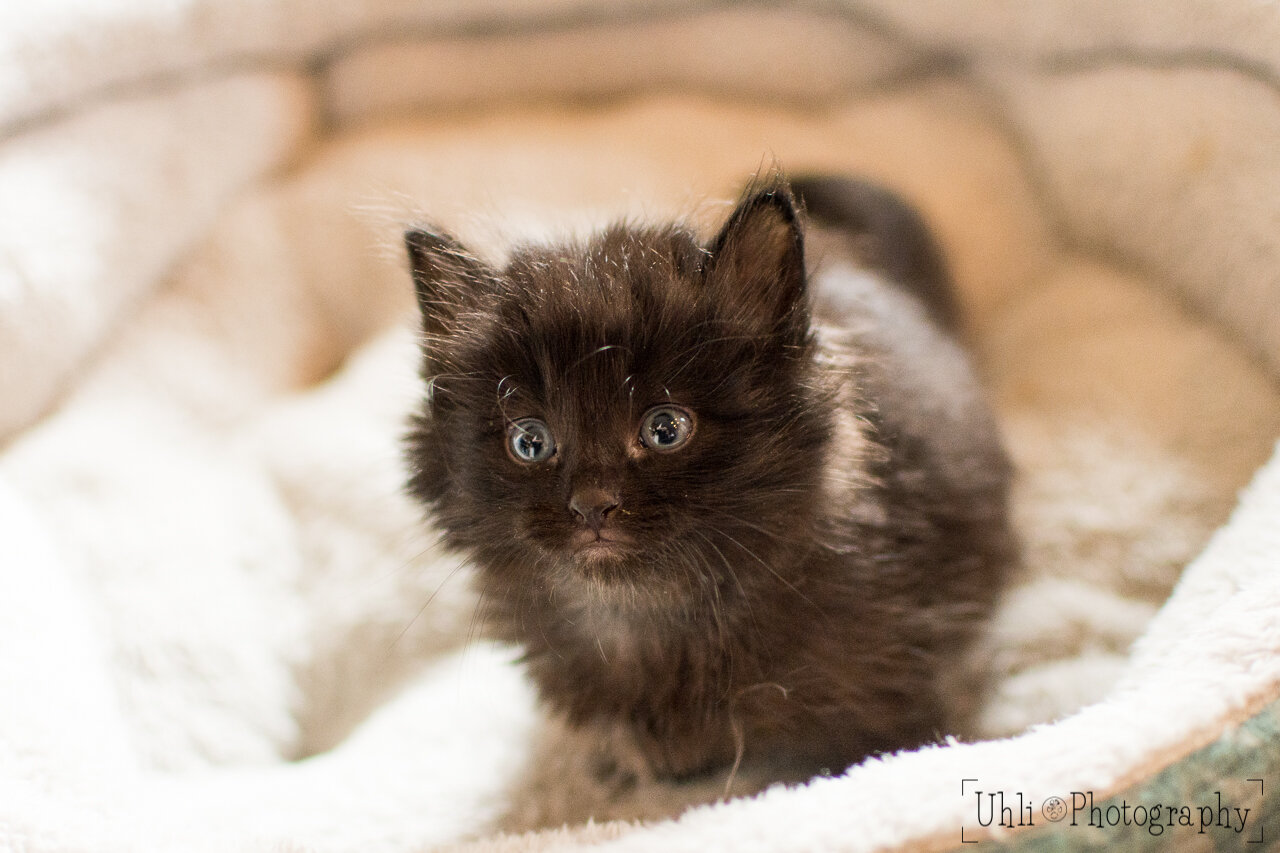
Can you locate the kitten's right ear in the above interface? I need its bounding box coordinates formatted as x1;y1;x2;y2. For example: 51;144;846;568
404;227;495;338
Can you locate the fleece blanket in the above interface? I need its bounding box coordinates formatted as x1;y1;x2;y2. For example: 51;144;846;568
3;3;1280;851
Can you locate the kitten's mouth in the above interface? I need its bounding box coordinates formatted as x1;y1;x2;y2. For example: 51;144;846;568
570;529;634;558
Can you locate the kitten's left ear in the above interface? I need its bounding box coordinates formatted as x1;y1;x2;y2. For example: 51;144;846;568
703;180;807;337
404;227;496;339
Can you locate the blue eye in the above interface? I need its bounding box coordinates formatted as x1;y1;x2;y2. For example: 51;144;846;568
508;418;556;463
639;405;695;452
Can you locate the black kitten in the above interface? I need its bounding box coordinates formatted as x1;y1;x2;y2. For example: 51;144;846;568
403;174;1014;782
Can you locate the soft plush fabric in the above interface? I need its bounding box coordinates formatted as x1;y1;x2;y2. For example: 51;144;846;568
2;3;1279;851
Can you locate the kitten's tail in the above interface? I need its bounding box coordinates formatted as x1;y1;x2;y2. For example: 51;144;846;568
790;175;960;331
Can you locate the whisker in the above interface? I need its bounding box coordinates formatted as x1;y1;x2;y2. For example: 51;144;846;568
723;714;746;802
386;554;476;654
666;332;761;384
693;546;730;656
706;523;821;613
568;343;632;372
464;570;497;654
495;374;519;422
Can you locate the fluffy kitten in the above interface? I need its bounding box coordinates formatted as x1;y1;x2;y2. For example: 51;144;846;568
403;174;1014;783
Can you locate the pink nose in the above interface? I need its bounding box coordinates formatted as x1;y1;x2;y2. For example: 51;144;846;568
569;488;619;531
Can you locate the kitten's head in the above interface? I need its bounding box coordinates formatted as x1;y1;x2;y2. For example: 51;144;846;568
404;179;836;616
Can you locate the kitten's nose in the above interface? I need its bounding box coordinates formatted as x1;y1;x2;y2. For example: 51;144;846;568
569;488;619;532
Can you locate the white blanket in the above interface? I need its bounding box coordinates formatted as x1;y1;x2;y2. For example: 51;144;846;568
3;3;1280;851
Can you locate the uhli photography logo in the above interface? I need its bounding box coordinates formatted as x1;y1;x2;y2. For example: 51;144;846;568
958;778;1265;844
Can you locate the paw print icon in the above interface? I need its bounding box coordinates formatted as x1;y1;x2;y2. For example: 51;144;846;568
1041;796;1068;822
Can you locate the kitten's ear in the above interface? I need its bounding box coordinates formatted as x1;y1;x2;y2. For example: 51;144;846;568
404;227;495;338
703;180;807;335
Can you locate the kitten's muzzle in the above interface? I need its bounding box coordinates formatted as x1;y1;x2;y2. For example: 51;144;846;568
567;488;635;556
